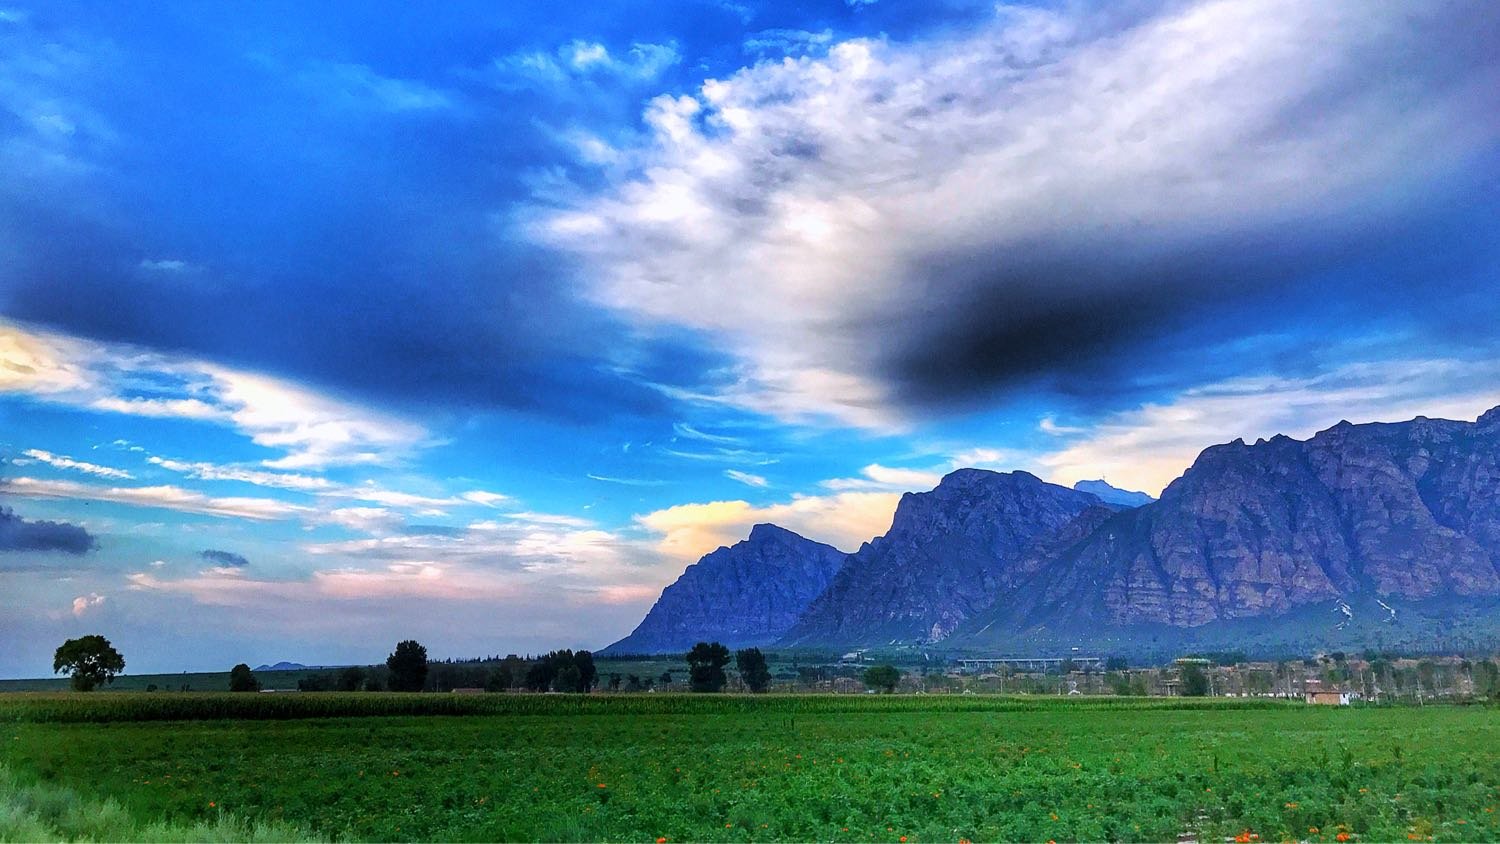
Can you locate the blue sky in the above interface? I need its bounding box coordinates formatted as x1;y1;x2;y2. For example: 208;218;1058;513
2;0;1499;676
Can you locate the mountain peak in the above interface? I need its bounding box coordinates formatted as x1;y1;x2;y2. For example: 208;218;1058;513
747;522;798;543
1479;405;1500;430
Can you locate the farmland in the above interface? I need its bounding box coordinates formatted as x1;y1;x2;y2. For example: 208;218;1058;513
2;695;1497;842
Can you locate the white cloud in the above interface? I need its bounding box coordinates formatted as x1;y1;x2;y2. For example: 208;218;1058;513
949;448;1007;469
0;322;429;469
21;448;132;479
70;592;104;617
724;469;768;488
539;1;1500;429
1035;357;1500;496
821;463;943;492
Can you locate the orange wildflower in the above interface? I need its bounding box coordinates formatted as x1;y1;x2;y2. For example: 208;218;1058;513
656;838;667;843
208;802;216;808
598;783;607;788
1336;833;1351;842
900;838;908;842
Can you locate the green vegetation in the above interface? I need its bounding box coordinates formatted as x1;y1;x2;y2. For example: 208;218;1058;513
51;636;125;692
2;694;1496;842
687;642;731;693
228;665;260;693
735;648;772;693
0;763;318;842
385;641;428;693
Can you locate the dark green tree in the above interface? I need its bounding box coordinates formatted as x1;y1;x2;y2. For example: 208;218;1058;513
553;663;582;693
686;641;731;692
575;650;598;692
337;666;367;692
53;635;125;692
386;640;429;692
485;665;513;692
735;647;772;693
862;664;902;693
525;662;554;691
1180;663;1209;696
228;663;261;692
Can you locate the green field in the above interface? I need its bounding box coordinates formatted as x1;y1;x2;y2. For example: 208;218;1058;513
2;694;1497;843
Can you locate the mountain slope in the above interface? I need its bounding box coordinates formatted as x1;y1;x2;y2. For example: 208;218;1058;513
602;524;847;655
955;406;1500;645
779;470;1102;647
1073;479;1155;507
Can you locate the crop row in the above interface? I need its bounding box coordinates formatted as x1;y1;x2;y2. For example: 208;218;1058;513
0;691;1298;723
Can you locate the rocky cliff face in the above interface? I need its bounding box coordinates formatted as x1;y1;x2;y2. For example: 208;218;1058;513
778;470;1102;646
963;407;1500;635
602;524;847;655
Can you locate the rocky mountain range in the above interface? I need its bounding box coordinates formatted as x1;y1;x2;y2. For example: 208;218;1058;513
780;470;1104;646
609;406;1500;656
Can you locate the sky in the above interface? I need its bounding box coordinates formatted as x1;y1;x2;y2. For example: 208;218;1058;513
2;0;1498;677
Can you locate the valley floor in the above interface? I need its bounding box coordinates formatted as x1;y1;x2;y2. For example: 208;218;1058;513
1;695;1496;842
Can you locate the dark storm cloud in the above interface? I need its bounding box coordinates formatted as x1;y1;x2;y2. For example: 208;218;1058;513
0;507;96;555
200;549;250;568
547;0;1500;425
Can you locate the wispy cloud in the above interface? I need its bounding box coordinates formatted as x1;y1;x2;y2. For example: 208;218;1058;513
587;473;669;487
2;476;311;521
19;448;132;479
496;39;680;87
723;469;767;488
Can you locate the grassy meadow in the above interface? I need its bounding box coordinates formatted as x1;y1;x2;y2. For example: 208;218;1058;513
2;694;1497;842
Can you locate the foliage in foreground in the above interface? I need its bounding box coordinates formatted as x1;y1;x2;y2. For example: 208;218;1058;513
0;764;319;842
3;703;1498;842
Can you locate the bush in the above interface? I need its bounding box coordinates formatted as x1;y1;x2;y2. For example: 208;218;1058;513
862;664;902;693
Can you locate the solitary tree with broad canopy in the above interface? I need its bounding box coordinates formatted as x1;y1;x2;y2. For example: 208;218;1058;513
228;663;261;692
735;647;772;693
686;641;731;692
53;635;125;691
863;664;902;693
386;640;429;692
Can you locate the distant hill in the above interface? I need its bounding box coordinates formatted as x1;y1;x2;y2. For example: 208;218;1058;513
614;405;1500;656
253;662;309;672
1072;479;1155;507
